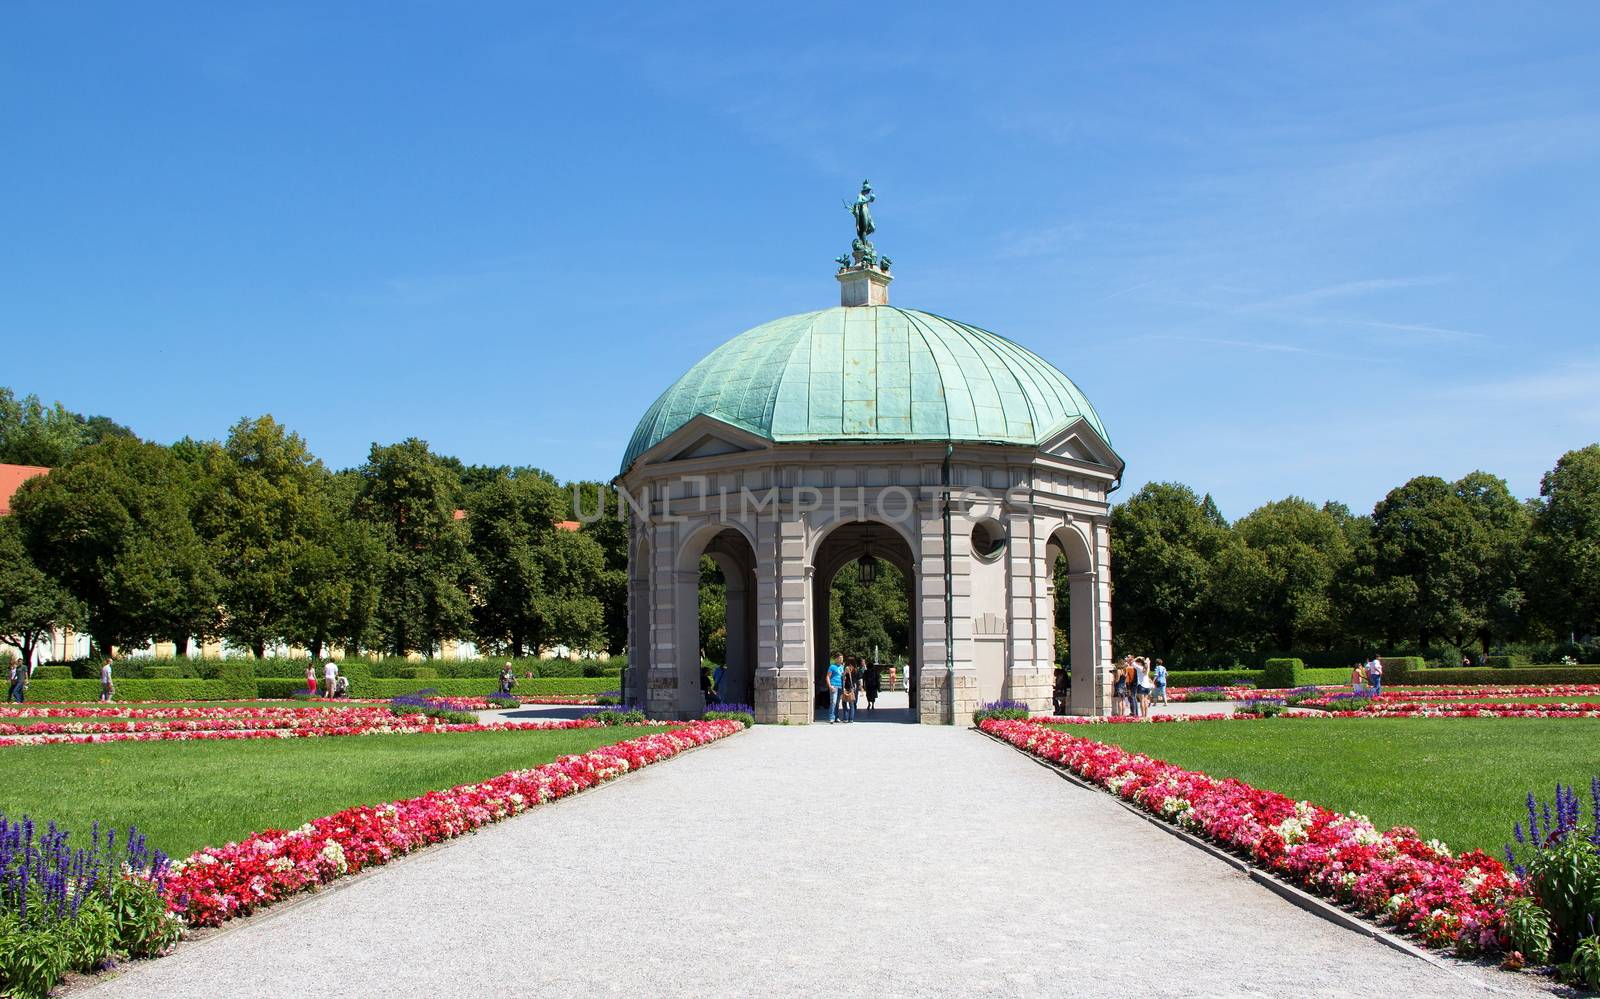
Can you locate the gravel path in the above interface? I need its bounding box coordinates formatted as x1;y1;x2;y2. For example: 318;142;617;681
83;718;1554;998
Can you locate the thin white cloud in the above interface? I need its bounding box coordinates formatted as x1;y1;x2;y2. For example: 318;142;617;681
1341;319;1486;341
1230;276;1453;315
1157;335;1378;363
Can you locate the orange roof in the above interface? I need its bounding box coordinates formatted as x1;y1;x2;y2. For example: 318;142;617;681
555;520;581;532
0;464;49;516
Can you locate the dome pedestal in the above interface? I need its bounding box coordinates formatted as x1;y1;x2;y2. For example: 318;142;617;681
837;266;892;307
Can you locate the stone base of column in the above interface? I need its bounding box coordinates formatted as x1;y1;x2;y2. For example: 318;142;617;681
1003;669;1053;714
917;670;979;725
755;670;811;725
647;672;685;720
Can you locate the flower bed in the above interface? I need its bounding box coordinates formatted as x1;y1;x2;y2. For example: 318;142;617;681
162;720;741;927
0;704;606;747
1296;698;1600;719
517;695;601;705
980;717;1521;954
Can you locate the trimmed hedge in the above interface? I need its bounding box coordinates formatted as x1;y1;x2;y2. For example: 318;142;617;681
143;667;183;679
1484;655;1528;669
1166;670;1261;688
346;677;618;699
25;679;235;702
1260;657;1305;689
20;661;622;702
256;678;313;699
1391;666;1600;686
1379;656;1426;682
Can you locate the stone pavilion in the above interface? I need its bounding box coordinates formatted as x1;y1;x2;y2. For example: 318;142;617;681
615;186;1124;723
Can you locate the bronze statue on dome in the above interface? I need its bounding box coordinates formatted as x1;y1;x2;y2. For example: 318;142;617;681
839;180;888;271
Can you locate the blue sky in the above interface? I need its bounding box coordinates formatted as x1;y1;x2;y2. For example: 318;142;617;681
4;2;1596;519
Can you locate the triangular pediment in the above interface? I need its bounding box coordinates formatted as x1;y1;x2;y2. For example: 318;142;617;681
635;414;773;470
679;434;748;459
1037;417;1125;474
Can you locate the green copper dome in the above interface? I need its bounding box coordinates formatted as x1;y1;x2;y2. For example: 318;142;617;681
621;306;1112;474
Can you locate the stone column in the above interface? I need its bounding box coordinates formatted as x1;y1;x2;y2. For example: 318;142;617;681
754;514;811;723
1094;517;1115;715
916;495;978;724
1003;512;1053;712
646;520;683;719
622;519;648;706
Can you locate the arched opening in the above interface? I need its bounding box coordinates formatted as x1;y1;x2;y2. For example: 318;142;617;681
811;520;918;723
674;526;757;716
1046;524;1099;715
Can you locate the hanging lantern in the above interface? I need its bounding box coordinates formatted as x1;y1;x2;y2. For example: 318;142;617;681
857;552;878;584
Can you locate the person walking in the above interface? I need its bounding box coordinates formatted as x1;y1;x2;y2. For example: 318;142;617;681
1367;656;1384;697
1350;662;1365;694
1152;659;1168;705
699;664;716;704
499;663;516;695
1135;657;1154;716
1110;663;1127;718
841;660;859;723
7;659;24;703
887;665;898;693
1052;665;1068;716
712;662;726;701
99;655;115;703
1123;658;1140;717
323;660;338;699
826;653;844;723
305;663;318;696
864;662;880;713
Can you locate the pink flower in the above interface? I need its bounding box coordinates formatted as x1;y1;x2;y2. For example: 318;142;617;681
979;718;1523;955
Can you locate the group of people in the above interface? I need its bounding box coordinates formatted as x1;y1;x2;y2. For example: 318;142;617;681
1350;656;1384;696
6;655;117;703
305;662;349;698
1109;656;1167;717
824;652;881;723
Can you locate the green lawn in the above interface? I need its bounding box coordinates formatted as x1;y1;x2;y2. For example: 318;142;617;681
1058;717;1600;855
0;726;667;856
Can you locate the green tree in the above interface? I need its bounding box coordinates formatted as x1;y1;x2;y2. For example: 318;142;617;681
1109;482;1227;659
325;470;387;656
1531;444;1600;641
828;559;909;662
572;480;629;655
1199;533;1272;661
1453;470;1531;652
1233;497;1351;651
698;556;727;663
467;471;605;656
1343;476;1488;653
196;416;353;658
0;387;135;466
356;439;473;656
0;517;84;665
11;436;219;653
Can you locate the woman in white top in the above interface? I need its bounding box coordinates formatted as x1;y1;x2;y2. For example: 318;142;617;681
1135;658;1154;716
